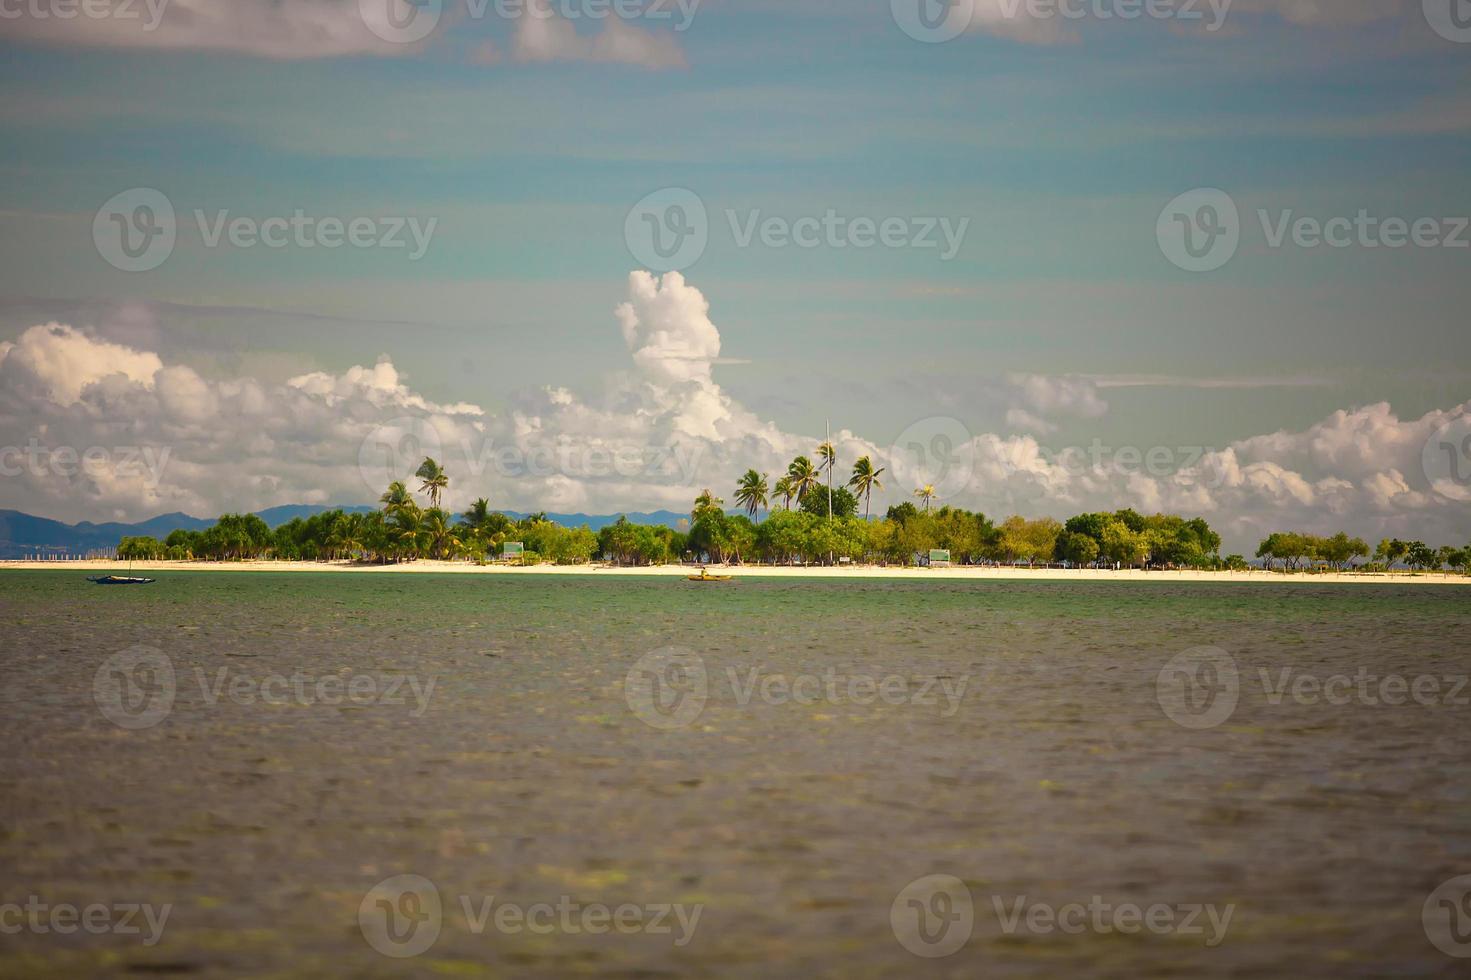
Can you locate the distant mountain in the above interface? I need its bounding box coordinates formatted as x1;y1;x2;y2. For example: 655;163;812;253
0;506;692;558
500;510;690;532
0;510;213;559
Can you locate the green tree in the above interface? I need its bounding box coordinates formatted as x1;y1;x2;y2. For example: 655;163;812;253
817;440;837;518
118;536;165;560
799;485;857;519
1405;541;1440;571
773;475;797;511
848;456;886;520
380;481;414;515
787;456;820;502
1057;531;1100;567
1317;532;1369;571
1374;538;1409;569
692;488;725;522
734;470;769;522
415;457;448;509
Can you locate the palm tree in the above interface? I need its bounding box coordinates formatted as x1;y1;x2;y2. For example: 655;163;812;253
421;508;462;560
773;475;797;511
914;484;937;512
693;488;724;521
848;456;886;520
734;470;769;522
787;456;819;506
817;440;837;517
380;480;414;515
388;506;424;562
416;457;448;509
460;497;492;531
328;512;366;561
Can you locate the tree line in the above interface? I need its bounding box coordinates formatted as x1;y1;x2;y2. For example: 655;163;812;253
1256;532;1471;574
113;452;1467;572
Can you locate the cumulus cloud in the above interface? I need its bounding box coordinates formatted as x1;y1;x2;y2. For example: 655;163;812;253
0;274;1467;552
0;323;163;406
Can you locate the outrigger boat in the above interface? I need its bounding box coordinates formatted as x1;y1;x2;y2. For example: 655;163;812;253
87;575;156;585
687;568;733;582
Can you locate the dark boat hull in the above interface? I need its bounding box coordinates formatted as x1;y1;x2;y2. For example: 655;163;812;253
87;576;156;585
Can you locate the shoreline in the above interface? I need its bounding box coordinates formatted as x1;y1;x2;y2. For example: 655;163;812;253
3;559;1469;585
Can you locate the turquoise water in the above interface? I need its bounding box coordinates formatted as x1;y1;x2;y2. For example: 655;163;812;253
1;571;1469;977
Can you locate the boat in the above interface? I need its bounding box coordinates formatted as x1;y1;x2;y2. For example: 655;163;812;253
87;575;156;585
687;569;733;582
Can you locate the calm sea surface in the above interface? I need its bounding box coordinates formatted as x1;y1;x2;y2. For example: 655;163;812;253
2;571;1469;977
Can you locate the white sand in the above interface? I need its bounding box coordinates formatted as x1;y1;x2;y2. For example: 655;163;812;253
4;559;1468;585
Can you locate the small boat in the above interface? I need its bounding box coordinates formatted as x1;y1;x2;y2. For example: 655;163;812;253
687;569;733;582
87;575;156;585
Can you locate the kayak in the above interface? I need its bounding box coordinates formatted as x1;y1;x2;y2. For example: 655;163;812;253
687;574;733;582
87;575;156;585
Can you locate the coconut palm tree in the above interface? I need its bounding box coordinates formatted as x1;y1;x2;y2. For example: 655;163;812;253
416;457;448;509
421;508;462;560
328;512;366;561
817;440;837;517
387;505;424;561
848;456;886;520
380;480;414;515
460;497;492;531
914;484;937;512
773;475;797;511
693;488;725;521
788;456;819;504
734;470;769;522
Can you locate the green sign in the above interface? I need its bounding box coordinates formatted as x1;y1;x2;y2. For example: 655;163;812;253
929;550;951;564
503;542;524;557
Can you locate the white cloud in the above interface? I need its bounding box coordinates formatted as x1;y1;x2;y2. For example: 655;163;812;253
0;0;689;67
0;323;162;406
0;0;424;59
513;0;688;68
1228;0;1414;28
1;275;1467;553
1005;372;1109;421
1005;408;1057;435
966;0;1077;44
959;0;1417;43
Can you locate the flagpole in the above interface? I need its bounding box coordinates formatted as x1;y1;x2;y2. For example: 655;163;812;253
827;419;834;567
826;419;833;522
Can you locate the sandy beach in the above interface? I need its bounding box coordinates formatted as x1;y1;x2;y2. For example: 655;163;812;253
4;558;1468;585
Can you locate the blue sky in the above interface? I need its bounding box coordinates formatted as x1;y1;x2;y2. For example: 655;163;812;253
1;0;1469;548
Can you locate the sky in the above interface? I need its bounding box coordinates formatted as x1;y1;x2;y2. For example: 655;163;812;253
1;0;1469;551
